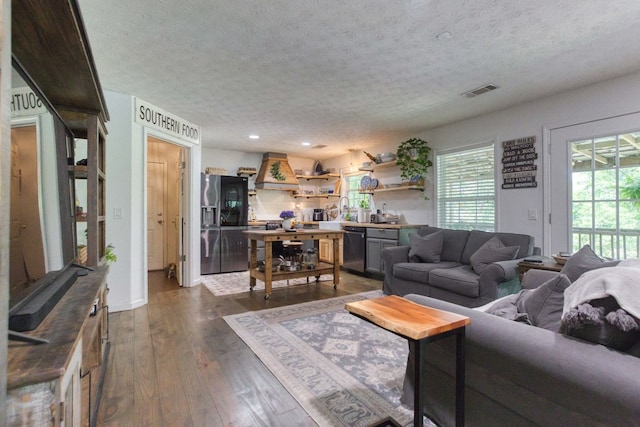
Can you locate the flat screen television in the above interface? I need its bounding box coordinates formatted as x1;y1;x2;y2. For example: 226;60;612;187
8;58;83;340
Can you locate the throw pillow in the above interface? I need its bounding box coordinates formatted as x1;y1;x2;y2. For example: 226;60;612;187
408;231;443;263
561;296;640;351
516;273;572;332
469;236;519;275
485;293;530;323
560;244;619;282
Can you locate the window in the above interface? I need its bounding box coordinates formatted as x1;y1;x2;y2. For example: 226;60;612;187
437;143;495;231
571;132;640;259
344;173;370;213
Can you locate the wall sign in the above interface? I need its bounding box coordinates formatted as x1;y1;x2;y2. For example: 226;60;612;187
134;97;201;145
501;136;537;189
11;86;48;117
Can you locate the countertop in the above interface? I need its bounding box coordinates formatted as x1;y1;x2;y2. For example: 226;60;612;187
248;220;427;229
336;222;427;229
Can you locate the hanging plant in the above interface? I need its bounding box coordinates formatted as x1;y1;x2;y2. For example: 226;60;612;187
396;138;432;181
270;160;286;181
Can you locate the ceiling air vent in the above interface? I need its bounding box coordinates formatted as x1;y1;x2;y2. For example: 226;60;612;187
462;84;498;98
311;144;327;149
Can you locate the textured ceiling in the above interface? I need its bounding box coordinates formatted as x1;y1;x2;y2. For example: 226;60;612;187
78;0;640;159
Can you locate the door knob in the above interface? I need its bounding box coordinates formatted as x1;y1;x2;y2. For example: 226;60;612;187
158;220;163;224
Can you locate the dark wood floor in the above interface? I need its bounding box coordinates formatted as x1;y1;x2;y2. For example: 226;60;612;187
96;269;382;427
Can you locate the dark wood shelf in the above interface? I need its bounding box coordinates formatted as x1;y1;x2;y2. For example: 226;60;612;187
296;173;339;180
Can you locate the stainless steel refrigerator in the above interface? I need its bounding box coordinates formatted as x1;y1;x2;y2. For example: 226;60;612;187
200;174;249;274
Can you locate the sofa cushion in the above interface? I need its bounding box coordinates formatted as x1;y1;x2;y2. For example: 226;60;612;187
461;230;534;264
416;227;469;263
560;244;619;282
469;236;519;275
429;265;480;297
409;231;443;263
516;273;571;332
393;261;461;283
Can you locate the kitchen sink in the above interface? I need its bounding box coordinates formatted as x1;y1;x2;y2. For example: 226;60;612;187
318;220;344;230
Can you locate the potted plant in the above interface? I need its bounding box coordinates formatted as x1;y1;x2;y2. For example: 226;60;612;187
105;244;118;264
279;210;295;230
396;137;432;182
357;198;370;223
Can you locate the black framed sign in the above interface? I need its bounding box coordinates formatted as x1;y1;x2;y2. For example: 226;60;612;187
501;136;537;189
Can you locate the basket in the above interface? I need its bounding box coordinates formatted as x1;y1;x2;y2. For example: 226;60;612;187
205;167;228;175
77;245;88;265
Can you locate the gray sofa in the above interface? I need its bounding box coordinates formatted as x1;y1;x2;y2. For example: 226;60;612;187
382;227;536;307
402;268;640;426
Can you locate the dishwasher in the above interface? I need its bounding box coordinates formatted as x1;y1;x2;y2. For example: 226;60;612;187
342;226;366;273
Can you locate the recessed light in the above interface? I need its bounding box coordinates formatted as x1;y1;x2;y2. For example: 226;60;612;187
301;141;311;146
249;134;260;139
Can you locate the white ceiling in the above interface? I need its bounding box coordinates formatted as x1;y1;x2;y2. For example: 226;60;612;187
78;0;640;159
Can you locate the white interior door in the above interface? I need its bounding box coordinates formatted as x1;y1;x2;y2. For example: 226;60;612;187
177;149;186;286
548;112;640;255
147;161;165;270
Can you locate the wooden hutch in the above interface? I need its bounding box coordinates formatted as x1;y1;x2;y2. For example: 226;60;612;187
7;0;110;426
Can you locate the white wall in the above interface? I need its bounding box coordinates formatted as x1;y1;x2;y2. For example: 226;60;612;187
426;70;640;252
104;91;137;311
329;70;640;253
201;149;334;221
105;70;640;311
105;91;202;312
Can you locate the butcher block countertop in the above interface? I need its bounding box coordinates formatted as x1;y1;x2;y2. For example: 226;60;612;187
340;222;427;229
248;220;427;229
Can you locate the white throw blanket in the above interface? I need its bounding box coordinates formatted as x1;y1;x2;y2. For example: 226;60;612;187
563;259;640;318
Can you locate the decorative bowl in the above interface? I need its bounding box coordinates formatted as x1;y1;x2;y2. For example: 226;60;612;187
552;254;570;265
376;152;397;163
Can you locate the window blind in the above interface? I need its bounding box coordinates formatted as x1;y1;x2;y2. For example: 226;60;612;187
437;144;495;231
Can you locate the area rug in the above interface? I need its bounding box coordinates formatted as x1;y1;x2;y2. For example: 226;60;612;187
225;291;433;427
201;271;334;296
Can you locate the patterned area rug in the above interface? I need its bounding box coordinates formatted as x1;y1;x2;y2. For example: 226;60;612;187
225;292;433;427
201;271;334;296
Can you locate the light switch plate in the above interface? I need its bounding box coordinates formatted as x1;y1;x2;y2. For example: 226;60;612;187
528;208;537;220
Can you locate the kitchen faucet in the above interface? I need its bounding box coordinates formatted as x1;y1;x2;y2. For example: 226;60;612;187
339;196;351;219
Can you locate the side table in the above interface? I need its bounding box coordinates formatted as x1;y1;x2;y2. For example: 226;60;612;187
345;295;470;427
517;257;563;280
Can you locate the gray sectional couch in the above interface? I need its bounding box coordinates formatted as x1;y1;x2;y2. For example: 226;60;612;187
401;266;640;426
382;226;536;307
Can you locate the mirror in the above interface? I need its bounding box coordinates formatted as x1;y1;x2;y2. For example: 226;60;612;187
9;62;78;328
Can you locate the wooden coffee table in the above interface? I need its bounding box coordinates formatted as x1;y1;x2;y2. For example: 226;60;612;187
345;295;470;427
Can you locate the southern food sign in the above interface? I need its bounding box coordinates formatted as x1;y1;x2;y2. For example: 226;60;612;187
501;136;537;189
134;97;201;145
